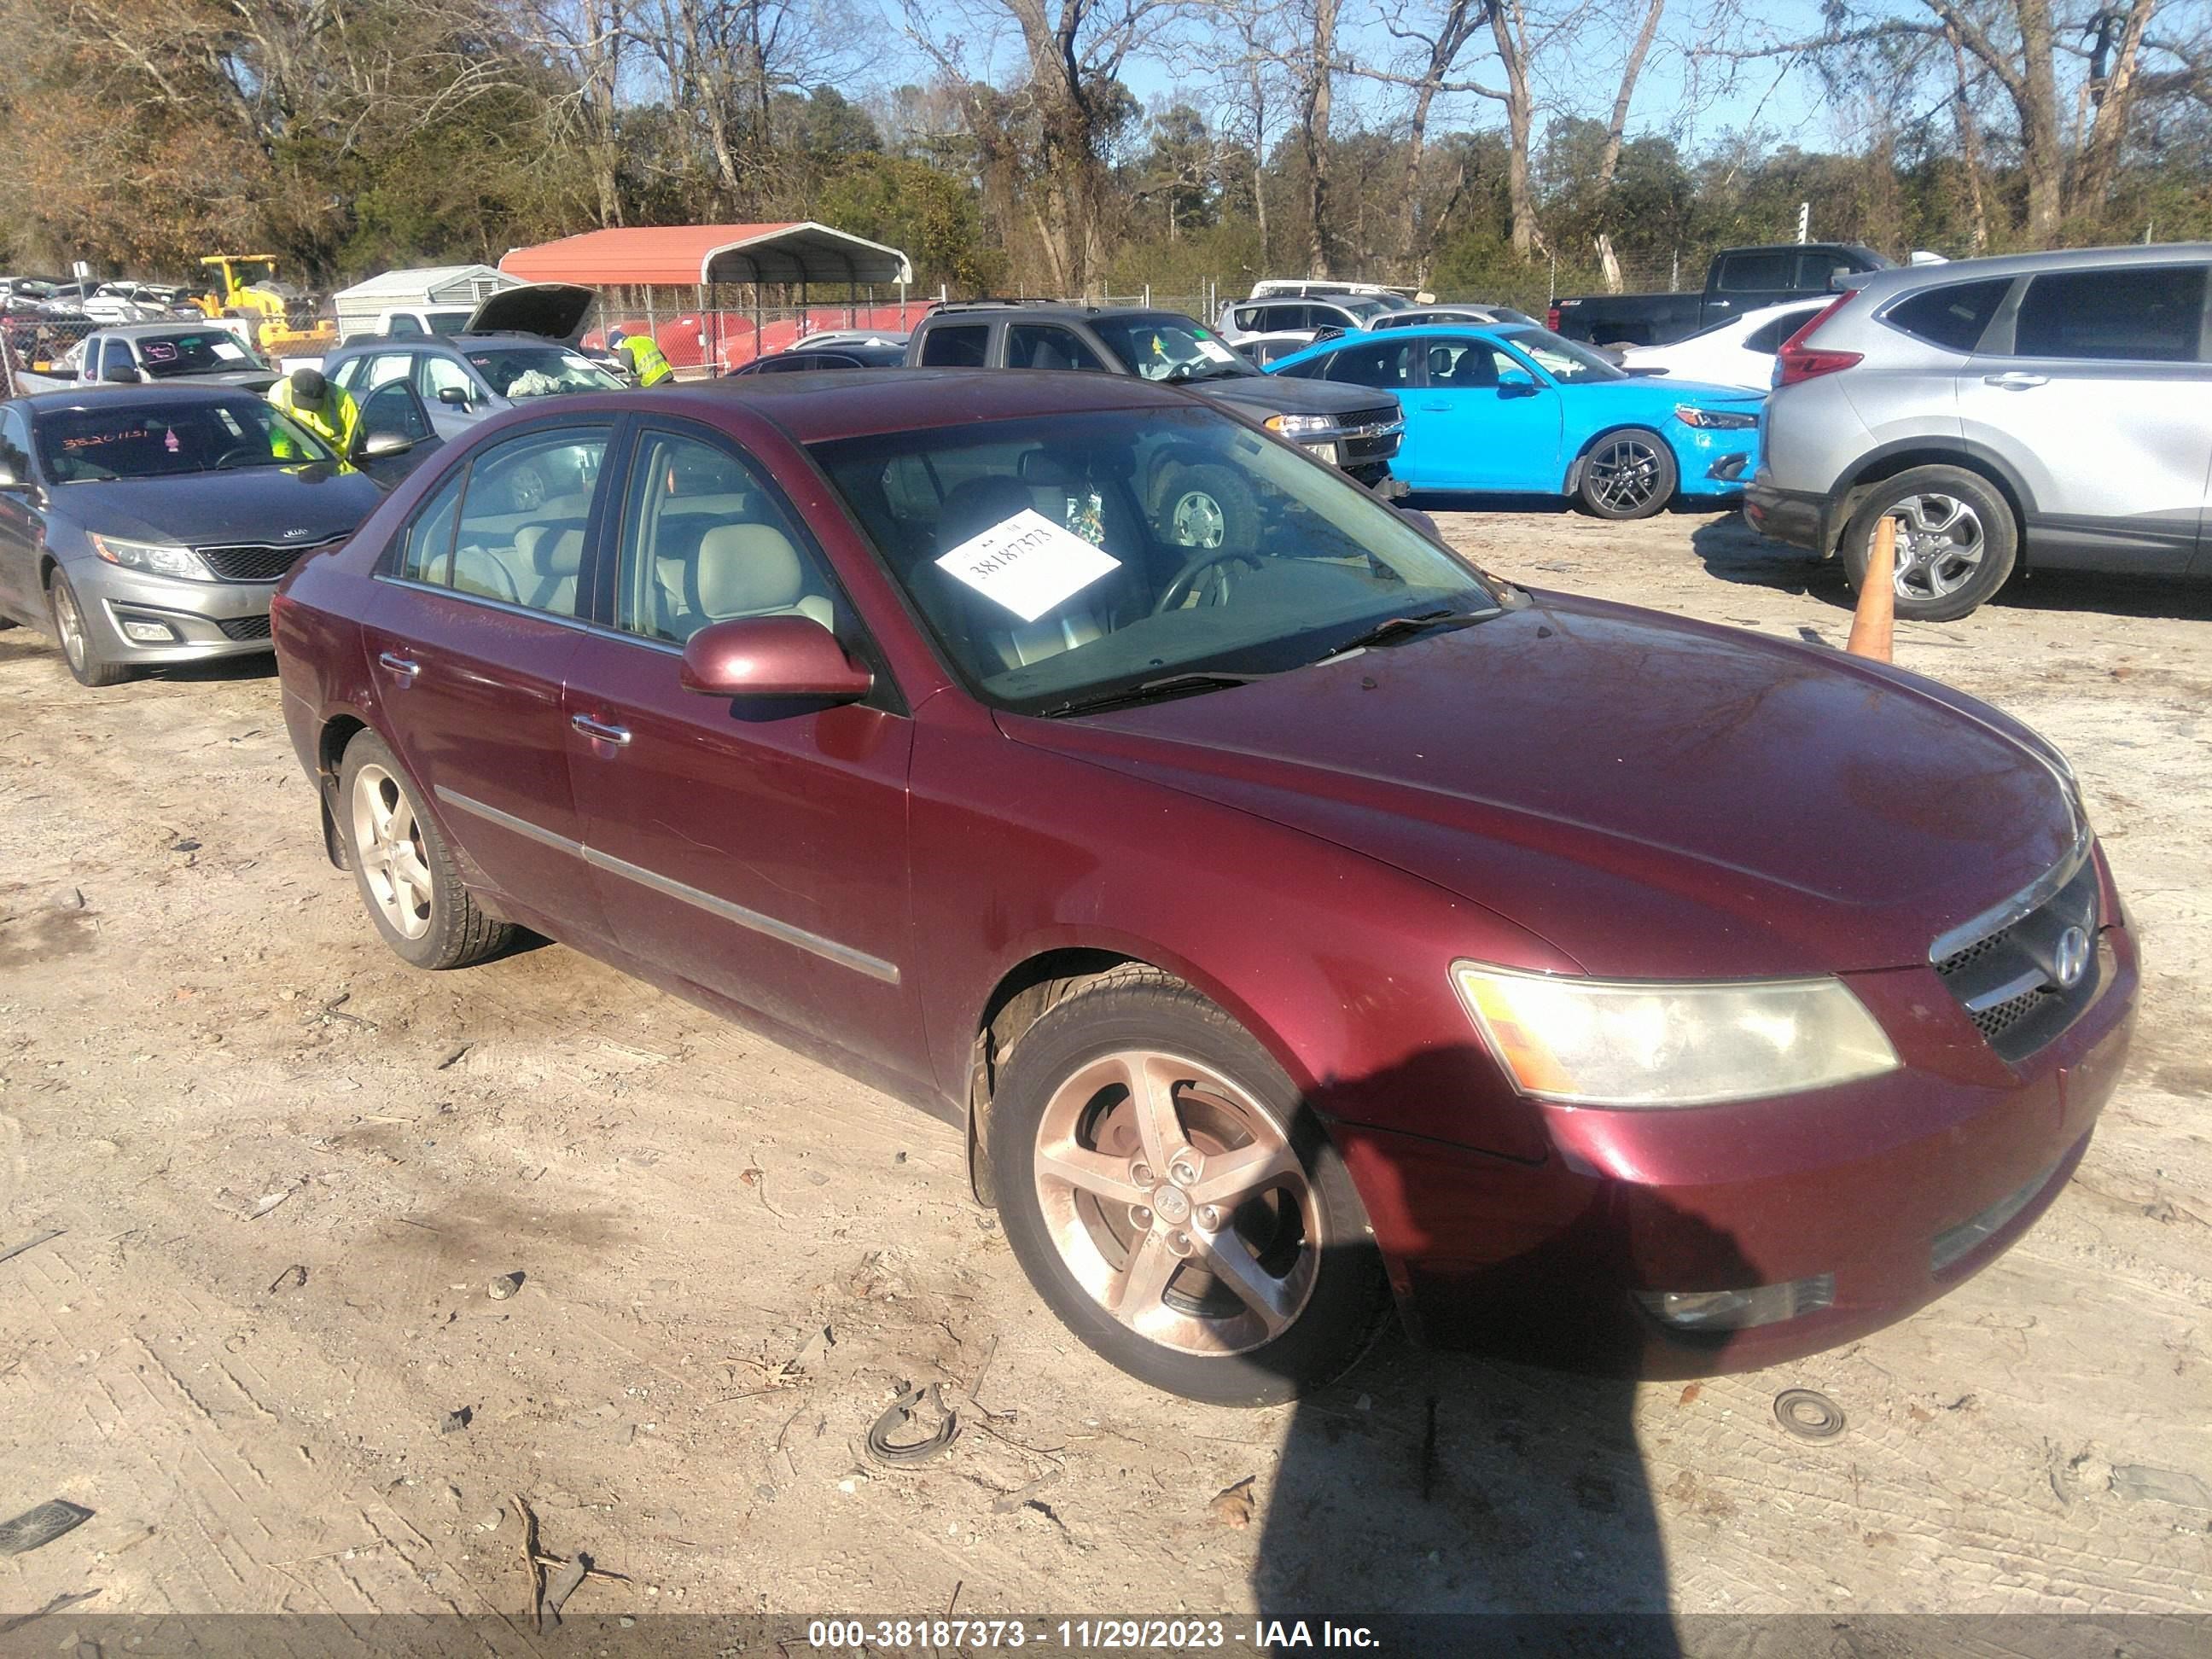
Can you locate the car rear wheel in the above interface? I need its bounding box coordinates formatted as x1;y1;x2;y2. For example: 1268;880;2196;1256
987;966;1388;1404
1578;428;1677;520
337;730;512;970
1841;466;2017;623
46;570;131;687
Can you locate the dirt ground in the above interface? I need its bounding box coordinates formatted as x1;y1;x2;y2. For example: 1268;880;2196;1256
2;504;2209;1641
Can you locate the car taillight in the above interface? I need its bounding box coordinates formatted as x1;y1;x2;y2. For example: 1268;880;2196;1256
1774;293;1861;387
1545;306;1562;331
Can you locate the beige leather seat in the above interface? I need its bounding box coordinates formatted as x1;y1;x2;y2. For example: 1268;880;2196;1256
672;524;834;637
449;543;521;604
513;521;586;615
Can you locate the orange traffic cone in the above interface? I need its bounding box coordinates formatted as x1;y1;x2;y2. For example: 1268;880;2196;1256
1846;515;1897;663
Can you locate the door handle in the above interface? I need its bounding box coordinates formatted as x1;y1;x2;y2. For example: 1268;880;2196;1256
377;651;420;679
1417;401;1452;411
1982;372;2049;389
570;713;632;747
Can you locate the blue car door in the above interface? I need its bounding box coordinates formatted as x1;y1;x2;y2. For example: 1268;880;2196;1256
1410;336;1563;492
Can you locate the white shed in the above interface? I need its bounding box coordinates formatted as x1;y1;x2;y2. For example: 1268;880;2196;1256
331;265;523;341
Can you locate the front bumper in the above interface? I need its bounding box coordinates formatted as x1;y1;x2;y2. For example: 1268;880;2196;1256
1743;474;1832;552
1335;918;2139;1377
69;557;280;664
1672;423;1761;499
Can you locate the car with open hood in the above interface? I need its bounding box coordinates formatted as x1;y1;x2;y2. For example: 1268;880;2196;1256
269;369;2135;1402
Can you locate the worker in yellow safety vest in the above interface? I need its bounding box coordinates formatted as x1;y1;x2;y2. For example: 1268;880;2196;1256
608;328;673;387
266;367;359;460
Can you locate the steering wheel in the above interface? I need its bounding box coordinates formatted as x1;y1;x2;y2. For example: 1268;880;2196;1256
212;444;266;469
1153;548;1260;614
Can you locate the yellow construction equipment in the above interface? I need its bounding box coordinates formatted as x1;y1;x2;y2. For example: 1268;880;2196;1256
195;254;336;358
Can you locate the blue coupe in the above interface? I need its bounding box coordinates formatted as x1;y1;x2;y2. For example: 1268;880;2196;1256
1267;323;1762;519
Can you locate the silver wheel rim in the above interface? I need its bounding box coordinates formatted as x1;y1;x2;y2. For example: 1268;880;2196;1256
1588;438;1664;512
351;764;434;940
52;581;87;672
1170;490;1227;549
1033;1049;1319;1358
1883;495;1985;601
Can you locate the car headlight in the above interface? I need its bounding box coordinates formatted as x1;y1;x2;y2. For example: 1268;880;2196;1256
90;534;215;581
1674;405;1759;430
1266;413;1336;437
1451;961;1899;1108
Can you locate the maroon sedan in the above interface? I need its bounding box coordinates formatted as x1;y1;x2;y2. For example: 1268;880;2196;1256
271;370;2135;1402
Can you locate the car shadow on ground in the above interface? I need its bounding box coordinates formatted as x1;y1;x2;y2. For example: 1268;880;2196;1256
1694;517;2212;624
1238;1049;1773;1655
0;631;282;684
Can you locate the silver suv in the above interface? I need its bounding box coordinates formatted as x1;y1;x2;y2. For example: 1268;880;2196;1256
1744;243;2212;620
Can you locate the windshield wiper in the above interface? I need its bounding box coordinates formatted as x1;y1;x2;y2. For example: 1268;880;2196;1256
1039;669;1274;719
1318;607;1495;661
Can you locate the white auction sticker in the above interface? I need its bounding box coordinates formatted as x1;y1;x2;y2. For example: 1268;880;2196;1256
935;508;1121;623
1196;338;1236;363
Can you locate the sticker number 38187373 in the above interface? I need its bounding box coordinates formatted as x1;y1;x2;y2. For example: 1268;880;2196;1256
934;508;1122;623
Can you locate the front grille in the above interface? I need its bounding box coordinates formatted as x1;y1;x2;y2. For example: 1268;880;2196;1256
1339;406;1405;463
216;612;272;641
1932;848;2101;1062
195;535;345;582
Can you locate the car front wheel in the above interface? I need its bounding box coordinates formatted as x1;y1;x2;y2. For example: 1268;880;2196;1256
1840;465;2017;623
987;966;1388;1404
46;569;131;687
337;730;512;969
1578;428;1678;519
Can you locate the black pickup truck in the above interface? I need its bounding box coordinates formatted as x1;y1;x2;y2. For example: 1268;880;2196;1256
1547;243;1892;349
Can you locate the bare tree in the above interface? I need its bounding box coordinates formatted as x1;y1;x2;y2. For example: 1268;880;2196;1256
1297;0;1342;275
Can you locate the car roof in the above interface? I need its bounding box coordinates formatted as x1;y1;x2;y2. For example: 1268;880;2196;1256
1849;241;2212;300
12;381;267;410
922;305;1196;328
1271;321;1517;367
329;330;565;357
598;367;1196;444
94;321;240;338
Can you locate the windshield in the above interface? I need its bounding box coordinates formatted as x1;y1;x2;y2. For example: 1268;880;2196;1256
1499;325;1624;383
464;346;620;399
426;311;473;336
33;399;335;480
1360;293;1415;312
132;330;266;377
809;407;1496;714
1091;315;1255;382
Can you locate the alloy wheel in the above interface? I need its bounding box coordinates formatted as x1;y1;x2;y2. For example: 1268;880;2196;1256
350;764;434;940
51;581;87;672
1031;1049;1320;1356
1883;494;1985;602
1586;438;1663;513
1169;490;1227;549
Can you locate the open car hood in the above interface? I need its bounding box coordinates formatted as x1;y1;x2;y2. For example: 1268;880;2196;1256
468;283;596;342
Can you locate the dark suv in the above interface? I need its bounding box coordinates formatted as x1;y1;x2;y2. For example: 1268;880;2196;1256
905;304;1403;511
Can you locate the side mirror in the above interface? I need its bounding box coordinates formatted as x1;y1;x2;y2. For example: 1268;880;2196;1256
358;431;413;458
437;385;471;407
1396;505;1443;541
107;364;141;383
1499;374;1540;399
679;615;872;702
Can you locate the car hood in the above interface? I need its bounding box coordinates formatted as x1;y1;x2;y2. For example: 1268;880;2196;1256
469;282;595;341
1196;375;1400;417
52;465;385;549
998;592;2079;979
1582;375;1761;410
158;368;282;392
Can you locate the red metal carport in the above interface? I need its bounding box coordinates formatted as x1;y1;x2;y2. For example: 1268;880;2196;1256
499;222;914;371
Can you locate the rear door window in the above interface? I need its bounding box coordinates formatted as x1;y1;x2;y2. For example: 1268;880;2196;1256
1716;251;1796;292
918;325;989;367
2012;265;2207;363
1323;338;1417;389
1005;325;1107;372
411;427;610;614
1886;279;2011;352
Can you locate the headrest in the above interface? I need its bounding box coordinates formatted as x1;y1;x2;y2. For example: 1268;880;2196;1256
696;524;804;616
515;521;585;577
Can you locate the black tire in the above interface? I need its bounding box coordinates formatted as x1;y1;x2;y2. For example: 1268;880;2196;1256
45;568;131;687
987;964;1388;1405
1840;464;2017;624
1576;428;1678;520
1151;459;1262;557
336;730;512;970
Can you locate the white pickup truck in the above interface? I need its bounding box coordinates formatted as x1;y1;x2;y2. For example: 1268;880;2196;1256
11;321;282;394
